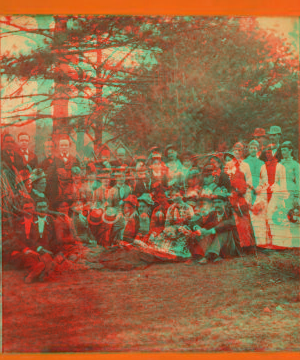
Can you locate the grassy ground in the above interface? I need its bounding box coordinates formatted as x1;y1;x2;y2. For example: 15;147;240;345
2;250;300;352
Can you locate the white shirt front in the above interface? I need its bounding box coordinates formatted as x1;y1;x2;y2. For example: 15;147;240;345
37;216;47;237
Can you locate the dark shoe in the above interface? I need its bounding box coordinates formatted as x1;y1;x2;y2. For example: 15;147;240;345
25;262;45;284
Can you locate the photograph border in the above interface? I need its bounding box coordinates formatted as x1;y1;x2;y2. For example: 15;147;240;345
0;0;299;359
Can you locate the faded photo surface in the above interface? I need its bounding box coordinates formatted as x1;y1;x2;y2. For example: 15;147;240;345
0;15;299;352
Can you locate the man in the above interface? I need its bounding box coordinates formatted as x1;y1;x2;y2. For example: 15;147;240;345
107;168;132;208
54;136;81;174
252;128;268;158
1;133;25;192
17;132;38;170
40;139;55;173
187;187;240;264
165;144;184;189
260;126;282;162
111;147;131;168
132;156;152;197
242;140;266;247
10;199;56;283
199;165;218;196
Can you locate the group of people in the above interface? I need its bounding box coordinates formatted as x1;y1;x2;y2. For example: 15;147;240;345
1;125;299;283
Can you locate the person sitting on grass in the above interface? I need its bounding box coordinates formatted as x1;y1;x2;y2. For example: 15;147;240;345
87;207;125;248
137;193;155;236
7;199;58;283
186;187;241;264
120;195;140;244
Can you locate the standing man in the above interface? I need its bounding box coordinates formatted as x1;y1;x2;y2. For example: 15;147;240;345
260;126;282;162
40;139;55;173
17;132;38;171
55;136;81;175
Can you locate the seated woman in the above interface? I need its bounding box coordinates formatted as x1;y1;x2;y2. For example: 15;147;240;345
137;193;155;236
135;191;194;259
120;195;140;244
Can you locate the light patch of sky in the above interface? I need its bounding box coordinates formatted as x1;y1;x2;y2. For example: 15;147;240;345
257;17;299;53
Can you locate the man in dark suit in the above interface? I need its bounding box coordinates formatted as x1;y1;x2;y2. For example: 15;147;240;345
54;136;81;173
17;132;38;171
9;199;57;283
186;187;241;263
259;126;282;162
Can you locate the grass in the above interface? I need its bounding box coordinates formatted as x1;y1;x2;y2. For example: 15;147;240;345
2;250;300;352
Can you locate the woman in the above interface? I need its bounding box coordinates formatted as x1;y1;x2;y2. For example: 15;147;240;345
121;195;140;243
224;152;256;252
137;193;155;236
148;151;169;189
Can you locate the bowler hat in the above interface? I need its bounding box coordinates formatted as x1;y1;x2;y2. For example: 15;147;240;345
138;193;155;206
267;126;282;135
87;209;104;226
253;128;267;137
280;141;294;150
202;164;215;176
165;144;177;157
121;195;139;208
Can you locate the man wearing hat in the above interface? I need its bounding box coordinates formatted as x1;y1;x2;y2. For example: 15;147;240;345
149;152;169;188
165;144;184;189
132;156;152;197
187;187;240;264
107;168;132;208
137;193;155;236
260;126;282;162
199;164;218;197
